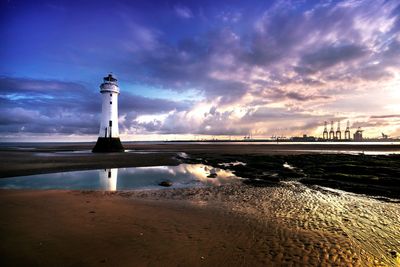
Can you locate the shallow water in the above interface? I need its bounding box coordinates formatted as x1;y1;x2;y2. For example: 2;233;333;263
36;150;162;156
218;161;247;167
288;149;400;155
0;164;241;190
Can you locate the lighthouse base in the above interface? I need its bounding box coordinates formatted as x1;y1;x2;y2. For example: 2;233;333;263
92;137;125;153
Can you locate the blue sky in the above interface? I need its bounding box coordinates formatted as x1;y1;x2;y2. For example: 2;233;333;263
1;0;400;141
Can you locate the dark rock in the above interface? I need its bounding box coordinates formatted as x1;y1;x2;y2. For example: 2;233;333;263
159;181;173;187
207;173;217;178
389;250;397;258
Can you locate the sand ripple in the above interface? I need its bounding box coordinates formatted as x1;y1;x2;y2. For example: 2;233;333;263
125;183;400;266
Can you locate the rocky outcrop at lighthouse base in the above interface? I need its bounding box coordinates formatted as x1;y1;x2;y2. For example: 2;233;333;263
92;137;124;153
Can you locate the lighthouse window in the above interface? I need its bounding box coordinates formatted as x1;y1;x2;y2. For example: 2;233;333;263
110;101;112;104
110;94;112;96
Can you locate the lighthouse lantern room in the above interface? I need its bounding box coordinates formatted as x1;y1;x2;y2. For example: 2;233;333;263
92;74;124;152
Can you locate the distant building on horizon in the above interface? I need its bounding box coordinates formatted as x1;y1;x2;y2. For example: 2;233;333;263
353;128;363;141
92;74;124;152
291;134;316;142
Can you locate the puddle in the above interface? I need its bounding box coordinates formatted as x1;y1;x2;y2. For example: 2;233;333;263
54;150;93;154
218;161;247;167
34;149;175;158
0;164;241;191
289;149;400;155
124;150;160;154
283;162;295;170
177;152;190;158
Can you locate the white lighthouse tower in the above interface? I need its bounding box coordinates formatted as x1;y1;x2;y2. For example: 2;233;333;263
92;74;124;152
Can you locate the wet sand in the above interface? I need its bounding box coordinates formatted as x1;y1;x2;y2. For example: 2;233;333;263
0;150;179;178
1;143;399;266
1;184;399;266
0;189;343;267
131;183;400;266
0;190;271;267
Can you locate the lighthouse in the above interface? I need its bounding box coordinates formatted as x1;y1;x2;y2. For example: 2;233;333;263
92;74;124;152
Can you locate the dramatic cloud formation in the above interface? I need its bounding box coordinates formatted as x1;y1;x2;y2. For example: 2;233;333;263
0;0;399;141
0;77;189;138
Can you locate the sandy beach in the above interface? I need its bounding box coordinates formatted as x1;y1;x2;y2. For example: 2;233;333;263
0;143;399;266
1;184;399;266
0;190;271;267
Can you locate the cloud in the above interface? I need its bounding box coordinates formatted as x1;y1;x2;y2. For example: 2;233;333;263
217;11;242;23
296;44;368;74
130;106;252;136
370;114;400;119
84;0;400;137
174;5;193;19
121;21;161;52
0;77;189;136
2;0;400;139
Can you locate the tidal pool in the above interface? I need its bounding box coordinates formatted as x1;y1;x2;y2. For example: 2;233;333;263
0;164;241;191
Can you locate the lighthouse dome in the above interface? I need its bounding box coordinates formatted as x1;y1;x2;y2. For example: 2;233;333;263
103;73;117;82
100;73;120;93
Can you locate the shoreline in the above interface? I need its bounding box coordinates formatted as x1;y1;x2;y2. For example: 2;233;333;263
2;142;400;151
1;142;400;179
1;144;399;200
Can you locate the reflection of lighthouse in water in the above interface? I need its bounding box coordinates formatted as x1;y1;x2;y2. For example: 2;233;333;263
99;168;118;191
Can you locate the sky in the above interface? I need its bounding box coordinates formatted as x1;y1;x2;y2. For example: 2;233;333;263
1;0;399;142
